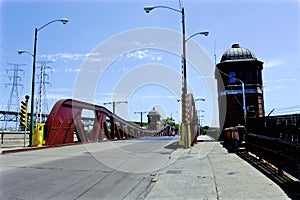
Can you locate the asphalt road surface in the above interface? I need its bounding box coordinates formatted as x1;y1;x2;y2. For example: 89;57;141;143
0;136;182;200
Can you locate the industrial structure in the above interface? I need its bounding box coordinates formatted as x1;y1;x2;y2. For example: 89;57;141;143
2;63;25;130
147;107;161;130
216;43;265;130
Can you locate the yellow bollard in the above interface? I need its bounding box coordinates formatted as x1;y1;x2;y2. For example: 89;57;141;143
187;124;191;148
179;123;185;147
33;123;44;147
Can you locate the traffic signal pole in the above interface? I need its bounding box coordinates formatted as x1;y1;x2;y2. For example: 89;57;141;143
21;95;30;147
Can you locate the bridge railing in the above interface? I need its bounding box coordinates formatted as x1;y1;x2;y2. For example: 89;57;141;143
0;131;29;145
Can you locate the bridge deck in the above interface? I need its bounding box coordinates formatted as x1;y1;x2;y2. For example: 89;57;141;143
0;135;295;199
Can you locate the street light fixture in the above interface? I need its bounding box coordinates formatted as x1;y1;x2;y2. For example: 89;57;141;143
103;101;128;114
185;31;209;42
195;98;205;102
19;18;68;146
144;6;182;14
18;50;34;57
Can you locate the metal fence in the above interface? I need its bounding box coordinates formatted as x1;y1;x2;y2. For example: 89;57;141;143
247;114;300;142
246;133;300;180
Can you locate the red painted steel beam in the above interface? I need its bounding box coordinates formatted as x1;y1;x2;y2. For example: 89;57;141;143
45;99;171;146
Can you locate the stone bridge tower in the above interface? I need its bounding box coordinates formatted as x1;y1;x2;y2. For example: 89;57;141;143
147;107;161;130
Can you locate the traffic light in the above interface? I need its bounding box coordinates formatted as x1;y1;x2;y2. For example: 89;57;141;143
20;95;29;127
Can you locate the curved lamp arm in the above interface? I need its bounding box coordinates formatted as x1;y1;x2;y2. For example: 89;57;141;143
144;6;181;14
185;31;209;43
37;18;68;31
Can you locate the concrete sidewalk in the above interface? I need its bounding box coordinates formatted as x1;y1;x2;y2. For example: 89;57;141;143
145;141;289;200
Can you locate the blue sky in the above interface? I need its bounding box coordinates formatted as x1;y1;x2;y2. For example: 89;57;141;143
1;0;300;127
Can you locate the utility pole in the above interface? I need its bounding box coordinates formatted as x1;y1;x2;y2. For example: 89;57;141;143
36;61;52;123
3;63;25;130
103;101;128;114
134;111;148;128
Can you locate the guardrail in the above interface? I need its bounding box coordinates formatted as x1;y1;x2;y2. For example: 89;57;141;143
245;133;300;180
0;131;29;145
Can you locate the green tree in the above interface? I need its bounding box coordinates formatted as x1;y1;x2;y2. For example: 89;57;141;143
161;117;179;134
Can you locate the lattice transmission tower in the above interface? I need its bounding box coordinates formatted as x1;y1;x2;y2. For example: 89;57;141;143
35;61;52;123
3;63;25;130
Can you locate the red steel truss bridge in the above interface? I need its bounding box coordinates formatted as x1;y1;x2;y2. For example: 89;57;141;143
44;99;176;146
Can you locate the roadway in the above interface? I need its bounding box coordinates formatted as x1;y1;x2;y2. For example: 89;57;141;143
0;136;182;199
0;135;291;199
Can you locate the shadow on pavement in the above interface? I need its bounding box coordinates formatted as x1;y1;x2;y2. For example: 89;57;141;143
164;141;181;150
238;152;300;200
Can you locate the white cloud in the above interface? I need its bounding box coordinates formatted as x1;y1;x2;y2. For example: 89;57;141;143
131;94;176;102
264;78;297;92
126;50;162;61
49;88;70;92
46;93;71;100
64;68;81;73
264;85;286;92
264;78;296;84
40;52;100;62
111;68;128;73
197;75;215;79
264;59;284;68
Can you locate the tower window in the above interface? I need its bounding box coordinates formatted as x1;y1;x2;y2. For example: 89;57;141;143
245;70;253;82
229;71;236;84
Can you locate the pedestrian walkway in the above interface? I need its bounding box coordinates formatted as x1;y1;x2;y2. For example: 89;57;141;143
145;139;289;200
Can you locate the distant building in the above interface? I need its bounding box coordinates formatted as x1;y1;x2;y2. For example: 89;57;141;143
147;107;161;130
215;44;265;129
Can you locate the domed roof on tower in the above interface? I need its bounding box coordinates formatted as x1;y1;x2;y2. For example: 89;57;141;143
220;43;256;62
148;107;160;115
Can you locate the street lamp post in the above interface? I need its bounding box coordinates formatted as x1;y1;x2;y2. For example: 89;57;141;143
219;70;247;126
103;101;128;114
197;110;205;135
144;5;188;124
144;5;208;148
19;18;68;146
134;111;147;128
240;80;246;126
195;98;205;133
